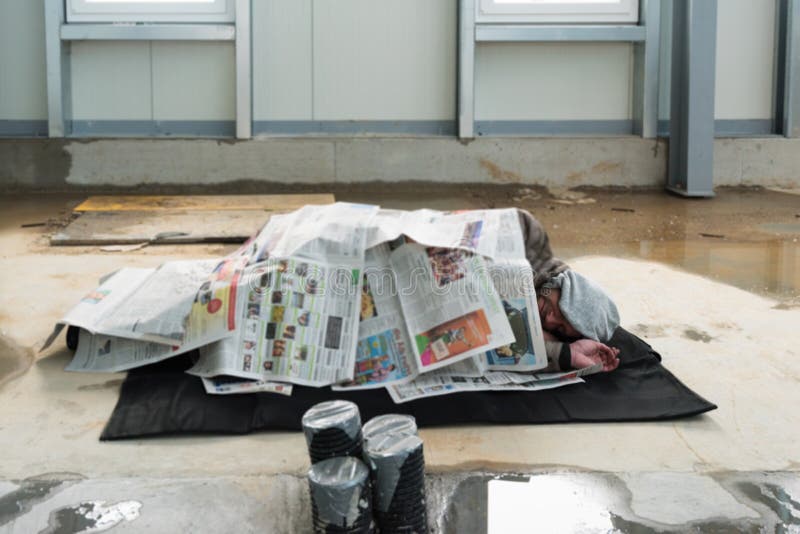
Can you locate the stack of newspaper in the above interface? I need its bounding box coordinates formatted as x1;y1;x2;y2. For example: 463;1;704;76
44;203;599;403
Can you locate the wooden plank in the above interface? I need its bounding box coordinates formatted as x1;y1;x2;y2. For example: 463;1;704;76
73;194;335;212
50;210;271;246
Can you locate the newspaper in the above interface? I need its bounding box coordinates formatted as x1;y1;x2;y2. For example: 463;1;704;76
52;256;248;373
333;244;419;390
264;203;378;263
364;208;524;256
51;203;599;403
187;203;378;386
44;260;226;349
390;241;515;372
483;259;548;372
43;267;153;351
66;329;203;373
386;364;602;403
188;257;365;386
387;374;585;404
201;376;293;396
386;361;602;403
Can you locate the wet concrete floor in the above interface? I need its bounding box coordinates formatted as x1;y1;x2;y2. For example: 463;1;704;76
438;471;800;534
0;186;799;532
1;470;798;533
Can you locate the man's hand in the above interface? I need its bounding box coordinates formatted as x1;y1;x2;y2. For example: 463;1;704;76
569;339;620;372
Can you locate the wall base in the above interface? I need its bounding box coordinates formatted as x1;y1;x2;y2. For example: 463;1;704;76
1;137;798;190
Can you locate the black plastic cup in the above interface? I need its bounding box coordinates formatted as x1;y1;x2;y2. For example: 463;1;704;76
308;456;373;534
364;433;428;532
303;401;363;465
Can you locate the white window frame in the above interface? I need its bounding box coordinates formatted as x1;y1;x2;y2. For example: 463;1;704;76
66;0;235;23
477;0;639;24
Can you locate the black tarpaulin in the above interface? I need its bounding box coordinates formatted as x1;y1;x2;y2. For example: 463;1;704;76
100;328;716;440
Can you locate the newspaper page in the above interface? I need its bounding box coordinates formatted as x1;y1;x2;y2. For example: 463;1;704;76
480;363;603;385
483;259;548;372
188;256;364;386
183;255;249;347
265;203;378;264
65;329;205;373
201;376;293;396
42;267;154;350
387;373;585;404
188;203;375;385
397;208;524;260
60;255;246;372
333;244;419;390
238;212;294;265
80;259;220;345
390;242;515;373
365;209;406;249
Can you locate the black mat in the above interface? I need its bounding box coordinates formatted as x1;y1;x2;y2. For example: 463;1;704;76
100;328;716;440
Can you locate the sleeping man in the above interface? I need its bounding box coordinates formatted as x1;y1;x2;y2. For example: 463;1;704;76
518;209;621;373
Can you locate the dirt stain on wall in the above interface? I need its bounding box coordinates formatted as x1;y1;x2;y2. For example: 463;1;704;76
479;159;523;184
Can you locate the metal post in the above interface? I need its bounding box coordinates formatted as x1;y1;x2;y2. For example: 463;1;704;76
633;0;660;138
235;0;252;139
776;0;800;137
459;0;476;140
45;0;70;137
666;0;717;197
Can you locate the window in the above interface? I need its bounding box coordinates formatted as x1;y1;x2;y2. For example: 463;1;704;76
66;0;235;23
477;0;639;24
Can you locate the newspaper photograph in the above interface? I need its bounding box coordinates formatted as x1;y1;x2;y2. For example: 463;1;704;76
483;259;548;372
334;244;419;390
390;242;515;373
201;376;293;396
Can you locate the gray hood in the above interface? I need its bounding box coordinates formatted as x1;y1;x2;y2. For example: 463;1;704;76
543;270;620;342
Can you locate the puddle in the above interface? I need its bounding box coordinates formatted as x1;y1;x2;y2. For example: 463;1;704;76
559;239;800;300
737;482;800;531
0;333;34;389
438;472;789;533
759;223;800;235
0;474;84;527
41;500;142;534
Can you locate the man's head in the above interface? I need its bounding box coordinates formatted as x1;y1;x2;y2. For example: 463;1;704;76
540;270;620;342
537;288;581;339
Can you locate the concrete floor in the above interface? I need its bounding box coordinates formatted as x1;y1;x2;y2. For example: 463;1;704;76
0;186;799;533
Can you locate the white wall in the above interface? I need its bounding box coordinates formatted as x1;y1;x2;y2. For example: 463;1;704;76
70;41;235;121
0;0;47;120
0;0;783;131
475;43;633;121
252;0;313;120
715;0;775;120
658;0;777;122
252;0;456;122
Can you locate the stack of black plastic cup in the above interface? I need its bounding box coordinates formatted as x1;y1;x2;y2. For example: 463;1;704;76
302;400;363;464
364;433;428;534
308;456;375;534
361;414;418;449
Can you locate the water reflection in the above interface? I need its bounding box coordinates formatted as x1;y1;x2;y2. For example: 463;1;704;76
559;240;800;299
487;475;618;534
